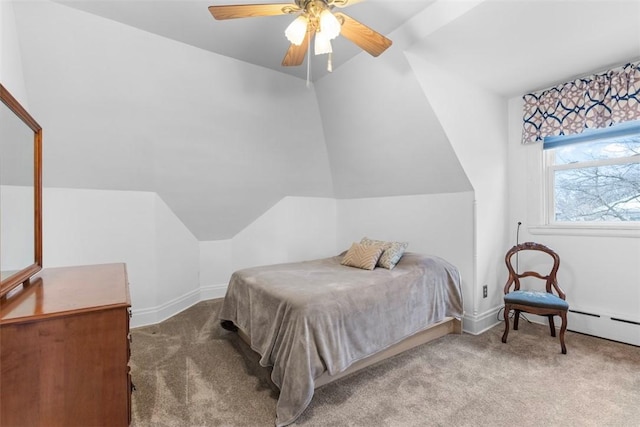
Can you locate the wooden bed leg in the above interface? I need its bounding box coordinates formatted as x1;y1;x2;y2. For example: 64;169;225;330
452;318;463;334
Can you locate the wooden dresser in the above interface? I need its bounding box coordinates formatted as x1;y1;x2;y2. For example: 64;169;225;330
0;263;132;426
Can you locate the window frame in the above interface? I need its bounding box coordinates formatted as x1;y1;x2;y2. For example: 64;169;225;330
541;120;640;229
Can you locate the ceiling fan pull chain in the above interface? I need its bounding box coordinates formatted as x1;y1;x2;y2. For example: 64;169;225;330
327;52;332;72
306;32;311;87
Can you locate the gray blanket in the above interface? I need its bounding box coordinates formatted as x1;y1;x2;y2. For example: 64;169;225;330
219;252;463;426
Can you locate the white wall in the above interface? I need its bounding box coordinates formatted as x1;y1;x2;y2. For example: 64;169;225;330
42;187;198;327
202;196;339;293
0;0;29;107
507;97;640;346
31;177;638;344
232;197;338;271
199;197;338;293
0;186;34;273
337;192;475;318
313;0;479;201
28;189;474;332
405;55;510;333
198;193;474;325
34;190;476;331
198;193;475;325
153;194;200;321
199;239;233;299
12;0;334;242
314;45;472;200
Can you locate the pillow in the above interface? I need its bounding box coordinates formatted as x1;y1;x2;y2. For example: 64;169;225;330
341;242;385;270
360;237;408;269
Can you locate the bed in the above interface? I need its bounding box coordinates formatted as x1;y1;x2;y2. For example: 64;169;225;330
219;251;464;426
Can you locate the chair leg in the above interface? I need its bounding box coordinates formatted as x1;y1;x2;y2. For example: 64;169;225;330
559;311;567;354
513;310;520;330
548;315;556;337
502;305;511;343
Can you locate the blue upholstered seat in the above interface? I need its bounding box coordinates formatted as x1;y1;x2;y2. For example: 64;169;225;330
504;290;568;310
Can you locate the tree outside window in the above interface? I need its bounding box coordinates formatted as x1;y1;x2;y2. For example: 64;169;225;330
545;124;640;223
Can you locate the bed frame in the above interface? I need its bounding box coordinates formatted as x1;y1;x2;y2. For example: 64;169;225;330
236;316;462;389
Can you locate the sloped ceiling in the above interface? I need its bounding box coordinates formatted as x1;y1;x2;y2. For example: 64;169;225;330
50;0;640;97
13;1;337;240
52;0;436;82
9;0;640;240
406;0;640;98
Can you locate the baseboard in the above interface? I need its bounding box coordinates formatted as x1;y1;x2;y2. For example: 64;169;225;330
200;283;228;300
462;306;503;335
130;283;228;328
133;285;508;336
131;288;200;328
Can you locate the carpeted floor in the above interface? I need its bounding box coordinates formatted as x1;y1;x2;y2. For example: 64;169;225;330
130;299;640;427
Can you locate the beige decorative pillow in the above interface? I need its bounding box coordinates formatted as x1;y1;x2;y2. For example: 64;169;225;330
360;237;408;269
341;242;385;270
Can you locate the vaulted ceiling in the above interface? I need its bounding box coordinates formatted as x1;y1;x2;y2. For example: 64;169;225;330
53;0;437;82
50;0;640;95
8;0;640;240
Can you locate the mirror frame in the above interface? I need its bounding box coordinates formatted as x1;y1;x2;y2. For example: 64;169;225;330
0;83;43;298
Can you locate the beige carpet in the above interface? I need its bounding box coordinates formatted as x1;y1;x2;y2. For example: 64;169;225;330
130;299;640;427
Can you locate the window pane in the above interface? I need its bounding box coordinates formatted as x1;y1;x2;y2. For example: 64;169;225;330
554;163;640;221
553;136;640;165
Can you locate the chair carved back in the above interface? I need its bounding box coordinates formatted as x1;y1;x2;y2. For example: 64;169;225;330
503;242;565;300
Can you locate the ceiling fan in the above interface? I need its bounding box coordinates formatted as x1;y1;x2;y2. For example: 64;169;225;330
208;0;393;69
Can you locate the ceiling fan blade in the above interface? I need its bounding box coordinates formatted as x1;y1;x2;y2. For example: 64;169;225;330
208;3;299;20
282;29;311;66
334;12;392;57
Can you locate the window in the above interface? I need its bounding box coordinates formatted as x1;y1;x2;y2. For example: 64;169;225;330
543;120;640;224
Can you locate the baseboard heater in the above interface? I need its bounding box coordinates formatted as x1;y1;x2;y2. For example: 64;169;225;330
567;309;639;346
569;309;600;318
570;309;640;326
611;317;640;326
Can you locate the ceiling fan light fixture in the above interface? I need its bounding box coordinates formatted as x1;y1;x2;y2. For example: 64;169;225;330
285;15;308;46
314;31;332;55
319;9;340;40
209;0;393;69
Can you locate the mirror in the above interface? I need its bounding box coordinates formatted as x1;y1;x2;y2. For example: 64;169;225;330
0;83;42;298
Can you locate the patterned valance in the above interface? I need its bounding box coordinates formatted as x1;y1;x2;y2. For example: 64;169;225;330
522;61;640;144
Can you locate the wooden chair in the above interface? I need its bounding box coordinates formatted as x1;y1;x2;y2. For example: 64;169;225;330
501;242;569;354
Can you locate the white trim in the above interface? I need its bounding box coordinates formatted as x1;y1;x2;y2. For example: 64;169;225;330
543;134;640;227
131;288;200;328
131;284;506;337
200;283;228;300
529;224;640;238
130;283;228;328
462;305;503;335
